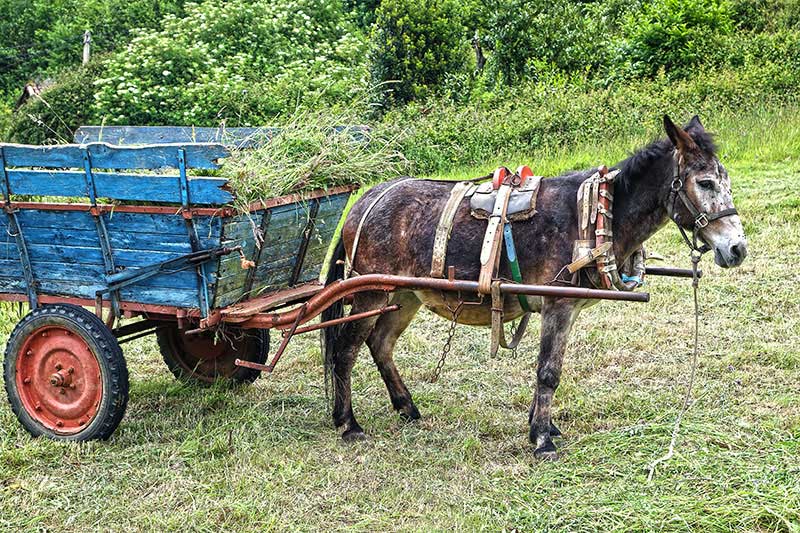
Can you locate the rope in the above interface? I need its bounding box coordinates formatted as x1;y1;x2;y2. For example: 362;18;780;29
647;253;701;482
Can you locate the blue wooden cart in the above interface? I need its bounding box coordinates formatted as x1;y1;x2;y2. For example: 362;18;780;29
0;138;354;440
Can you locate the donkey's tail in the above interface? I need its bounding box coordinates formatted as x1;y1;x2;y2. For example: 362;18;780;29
321;235;346;408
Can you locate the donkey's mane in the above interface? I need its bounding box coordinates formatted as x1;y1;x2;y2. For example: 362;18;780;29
615;128;717;190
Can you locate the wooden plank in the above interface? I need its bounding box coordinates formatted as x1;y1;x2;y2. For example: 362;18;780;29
74;126;278;148
1;142;228;170
73;125;369;148
0;260;200;291
0;277;201;308
6;169;232;205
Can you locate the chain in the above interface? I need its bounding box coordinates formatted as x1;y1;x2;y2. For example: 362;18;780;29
431;297;462;382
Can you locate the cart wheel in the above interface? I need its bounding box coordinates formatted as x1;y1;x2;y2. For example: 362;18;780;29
3;304;129;441
156;325;269;385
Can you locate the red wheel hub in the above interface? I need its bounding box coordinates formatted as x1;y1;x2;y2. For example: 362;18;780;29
15;326;102;434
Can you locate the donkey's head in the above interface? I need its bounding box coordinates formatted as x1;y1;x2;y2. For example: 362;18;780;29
663;115;748;268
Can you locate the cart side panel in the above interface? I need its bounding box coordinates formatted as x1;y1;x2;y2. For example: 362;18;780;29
212;191;351;308
0;208;222;308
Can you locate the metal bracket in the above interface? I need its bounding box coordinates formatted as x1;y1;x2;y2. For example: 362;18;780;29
289;198;321;286
178;148;211;317
83;147;120;318
0;147;38;308
242;209;272;298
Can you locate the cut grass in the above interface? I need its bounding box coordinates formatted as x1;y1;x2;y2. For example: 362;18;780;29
0;114;798;531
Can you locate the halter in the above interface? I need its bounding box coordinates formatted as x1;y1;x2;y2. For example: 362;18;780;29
667;151;739;257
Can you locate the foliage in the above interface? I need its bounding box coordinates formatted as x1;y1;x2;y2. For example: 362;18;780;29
92;0;368;125
369;0;470;106
222;108;409;212
618;0;734;78
486;0;608;85
0;0;186;99
387;66;800;175
5;62;102;144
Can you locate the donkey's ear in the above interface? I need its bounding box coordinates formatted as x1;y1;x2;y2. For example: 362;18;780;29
686;115;704;132
663;114;698;153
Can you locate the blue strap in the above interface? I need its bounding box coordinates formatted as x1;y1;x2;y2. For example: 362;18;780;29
503;223;533;313
621;274;643;287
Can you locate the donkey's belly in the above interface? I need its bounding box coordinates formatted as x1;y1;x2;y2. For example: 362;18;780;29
414;290;543;326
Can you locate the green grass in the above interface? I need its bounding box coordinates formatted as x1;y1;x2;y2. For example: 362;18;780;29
0;114;799;531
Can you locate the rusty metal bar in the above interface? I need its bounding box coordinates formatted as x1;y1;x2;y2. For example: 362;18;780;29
235;302;308;373
645;266;701;279
235;274;649;330
287;304;401;336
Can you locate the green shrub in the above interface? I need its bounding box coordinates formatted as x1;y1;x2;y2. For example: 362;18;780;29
92;0;367;125
5;62;102;144
369;0;469;106
486;0;609;85
0;0;186;99
619;0;733;78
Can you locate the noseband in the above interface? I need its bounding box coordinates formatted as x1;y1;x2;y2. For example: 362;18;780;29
667;152;739;256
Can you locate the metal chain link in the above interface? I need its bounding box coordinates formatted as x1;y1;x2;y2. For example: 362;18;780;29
431;298;462;382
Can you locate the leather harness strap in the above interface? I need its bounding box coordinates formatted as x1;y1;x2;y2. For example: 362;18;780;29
430;181;478;278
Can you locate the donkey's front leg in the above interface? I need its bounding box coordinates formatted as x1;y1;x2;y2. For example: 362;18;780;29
530;298;580;460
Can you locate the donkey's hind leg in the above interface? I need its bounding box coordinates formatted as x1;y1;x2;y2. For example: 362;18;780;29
332;292;384;442
366;291;423;421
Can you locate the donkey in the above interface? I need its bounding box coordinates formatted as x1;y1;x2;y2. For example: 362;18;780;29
322;115;747;459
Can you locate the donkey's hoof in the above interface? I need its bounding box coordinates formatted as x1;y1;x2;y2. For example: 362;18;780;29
342;428;367;442
534;442;558;461
549;421;562;437
399;404;421;422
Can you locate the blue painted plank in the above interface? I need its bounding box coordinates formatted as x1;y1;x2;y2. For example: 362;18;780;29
74;126;279;149
0;259;200;291
1;142;228;170
73;125;370;148
6;170;232;205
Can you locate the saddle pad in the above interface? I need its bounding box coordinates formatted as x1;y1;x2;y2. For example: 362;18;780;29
470;175;543;221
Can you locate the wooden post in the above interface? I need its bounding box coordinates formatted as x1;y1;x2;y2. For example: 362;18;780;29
82;31;91;65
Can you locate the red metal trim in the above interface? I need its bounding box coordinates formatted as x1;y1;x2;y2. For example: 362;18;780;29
0;292;196;319
244;184;358;212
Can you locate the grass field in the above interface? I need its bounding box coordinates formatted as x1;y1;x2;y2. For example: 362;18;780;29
0;114;799;531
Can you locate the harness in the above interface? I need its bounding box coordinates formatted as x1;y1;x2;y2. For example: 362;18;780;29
667;151;739;257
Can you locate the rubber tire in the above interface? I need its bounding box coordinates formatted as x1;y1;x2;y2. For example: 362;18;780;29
156;325;269;386
3;304;129;441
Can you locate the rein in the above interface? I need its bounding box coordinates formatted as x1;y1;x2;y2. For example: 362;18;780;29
649;151;738;480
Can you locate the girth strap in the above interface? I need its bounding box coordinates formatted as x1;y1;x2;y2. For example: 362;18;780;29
430;181;478;278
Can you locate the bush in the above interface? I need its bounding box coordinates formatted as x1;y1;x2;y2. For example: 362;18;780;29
370;0;470;106
486;0;609;85
618;0;733;78
0;0;186;99
5;62;102;144
92;0;367;125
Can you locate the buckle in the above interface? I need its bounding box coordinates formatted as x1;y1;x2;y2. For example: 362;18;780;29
671;178;683;192
695;213;709;228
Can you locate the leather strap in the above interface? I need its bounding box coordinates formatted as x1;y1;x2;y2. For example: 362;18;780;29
430;181;477;277
478;183;512;294
346;178;413;278
490;280;531;357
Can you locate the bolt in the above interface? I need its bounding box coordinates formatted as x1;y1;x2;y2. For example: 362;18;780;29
67;367;74;374
59;388;66;395
55;363;62;371
79;418;87;426
65;331;72;336
25;350;32;357
23;377;31;385
69;383;75;389
56;420;63;427
34;403;41;411
42;331;48;337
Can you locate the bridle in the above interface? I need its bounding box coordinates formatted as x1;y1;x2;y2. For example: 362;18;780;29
667;151;739;260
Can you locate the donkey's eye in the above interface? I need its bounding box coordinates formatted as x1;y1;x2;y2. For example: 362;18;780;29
697;180;716;191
